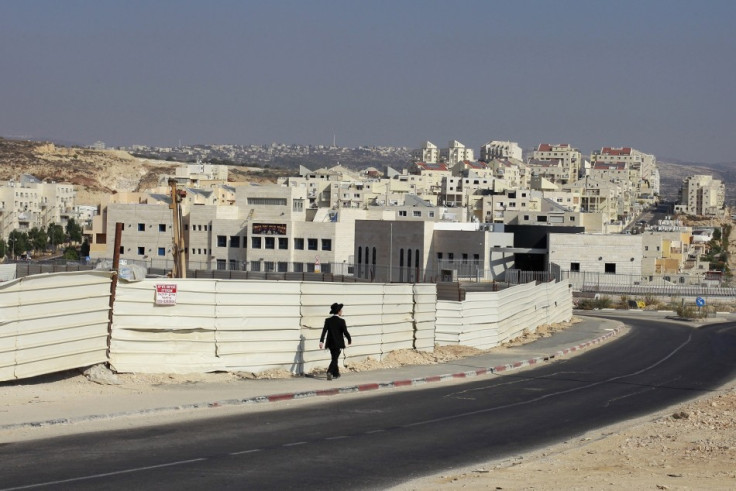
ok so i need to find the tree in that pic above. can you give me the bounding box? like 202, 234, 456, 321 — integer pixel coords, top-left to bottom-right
80, 239, 90, 258
28, 227, 48, 253
66, 218, 83, 244
47, 223, 65, 252
63, 247, 79, 260
7, 229, 29, 259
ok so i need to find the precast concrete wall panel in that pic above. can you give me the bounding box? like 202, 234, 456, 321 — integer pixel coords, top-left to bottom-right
413, 284, 437, 352
0, 271, 112, 382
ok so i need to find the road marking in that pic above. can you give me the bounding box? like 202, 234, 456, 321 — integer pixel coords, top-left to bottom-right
229, 449, 262, 455
1, 458, 207, 490
325, 435, 349, 440
403, 333, 694, 428
282, 441, 307, 447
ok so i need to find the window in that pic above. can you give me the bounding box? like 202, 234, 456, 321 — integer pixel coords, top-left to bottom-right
473, 254, 479, 263
119, 246, 124, 254
250, 261, 261, 272
230, 236, 240, 248
158, 247, 165, 256
159, 224, 166, 232
605, 263, 616, 274
308, 238, 318, 250
448, 253, 454, 262
644, 246, 649, 251
137, 223, 145, 232
321, 239, 332, 251
293, 199, 304, 212
279, 238, 288, 249
294, 262, 304, 272
294, 238, 304, 250
137, 246, 145, 255
264, 261, 275, 272
413, 211, 421, 217
278, 262, 288, 272
523, 215, 530, 221
230, 260, 238, 271
216, 259, 226, 270
429, 211, 435, 218
265, 237, 275, 249
437, 252, 443, 260
399, 210, 407, 217
537, 216, 547, 222
217, 235, 227, 247
462, 253, 468, 264
251, 237, 262, 248
570, 262, 580, 272
570, 216, 575, 222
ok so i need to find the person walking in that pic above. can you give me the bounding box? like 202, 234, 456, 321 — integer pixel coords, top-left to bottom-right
319, 302, 351, 380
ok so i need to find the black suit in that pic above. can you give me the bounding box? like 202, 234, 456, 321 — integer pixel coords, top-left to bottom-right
320, 315, 351, 377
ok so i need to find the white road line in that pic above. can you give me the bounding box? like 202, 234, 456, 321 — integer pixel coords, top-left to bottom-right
282, 441, 307, 447
229, 449, 262, 455
325, 435, 349, 440
1, 458, 207, 490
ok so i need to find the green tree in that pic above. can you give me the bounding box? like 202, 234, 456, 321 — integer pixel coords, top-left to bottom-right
66, 218, 83, 244
47, 223, 65, 252
63, 247, 79, 260
7, 229, 29, 259
28, 227, 48, 253
0, 239, 6, 258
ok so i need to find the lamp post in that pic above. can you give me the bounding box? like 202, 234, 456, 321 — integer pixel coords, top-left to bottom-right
8, 236, 15, 261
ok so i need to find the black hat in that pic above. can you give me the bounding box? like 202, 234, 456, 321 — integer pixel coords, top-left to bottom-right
330, 303, 343, 315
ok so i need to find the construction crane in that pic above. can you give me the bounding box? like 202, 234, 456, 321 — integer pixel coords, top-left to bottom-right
168, 179, 187, 278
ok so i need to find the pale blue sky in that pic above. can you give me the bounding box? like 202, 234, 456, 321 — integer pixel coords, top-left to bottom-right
2, 0, 735, 163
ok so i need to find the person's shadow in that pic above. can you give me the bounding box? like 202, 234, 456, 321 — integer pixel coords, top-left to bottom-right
291, 335, 305, 376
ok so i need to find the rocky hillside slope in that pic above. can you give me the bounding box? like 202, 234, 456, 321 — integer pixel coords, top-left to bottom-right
0, 138, 283, 206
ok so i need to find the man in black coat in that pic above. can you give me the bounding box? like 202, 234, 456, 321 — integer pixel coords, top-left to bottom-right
319, 302, 351, 380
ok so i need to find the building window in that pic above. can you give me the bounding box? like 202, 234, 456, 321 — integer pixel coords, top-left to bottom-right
159, 224, 166, 232
537, 216, 547, 222
399, 211, 407, 217
293, 199, 304, 212
308, 238, 318, 250
251, 237, 262, 248
473, 254, 479, 263
523, 215, 530, 221
250, 261, 261, 272
264, 261, 275, 272
294, 262, 304, 272
437, 252, 443, 260
448, 253, 454, 262
294, 238, 304, 250
462, 253, 468, 264
321, 239, 332, 251
158, 247, 165, 256
570, 262, 580, 272
230, 236, 240, 248
429, 211, 435, 218
230, 260, 238, 270
137, 246, 145, 255
265, 237, 275, 249
413, 211, 421, 217
279, 237, 288, 249
137, 223, 145, 232
216, 259, 226, 270
217, 235, 227, 247
278, 262, 288, 272
605, 263, 616, 274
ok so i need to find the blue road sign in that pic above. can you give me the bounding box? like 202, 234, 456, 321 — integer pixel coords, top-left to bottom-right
696, 297, 706, 307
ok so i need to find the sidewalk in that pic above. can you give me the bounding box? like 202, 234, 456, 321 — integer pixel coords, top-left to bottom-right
0, 316, 624, 433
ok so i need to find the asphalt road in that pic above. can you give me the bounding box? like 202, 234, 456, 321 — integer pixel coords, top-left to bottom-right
2, 317, 735, 490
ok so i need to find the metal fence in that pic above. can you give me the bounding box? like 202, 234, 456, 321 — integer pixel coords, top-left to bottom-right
505, 268, 736, 299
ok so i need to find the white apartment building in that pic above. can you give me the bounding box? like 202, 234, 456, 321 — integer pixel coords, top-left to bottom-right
440, 140, 474, 166
412, 141, 440, 163
678, 175, 725, 216
480, 140, 523, 162
530, 143, 582, 183
0, 175, 76, 239
591, 147, 658, 193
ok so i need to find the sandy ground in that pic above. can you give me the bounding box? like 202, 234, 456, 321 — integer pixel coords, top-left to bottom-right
3, 317, 735, 489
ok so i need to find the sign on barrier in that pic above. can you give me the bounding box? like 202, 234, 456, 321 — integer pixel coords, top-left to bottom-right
155, 284, 177, 305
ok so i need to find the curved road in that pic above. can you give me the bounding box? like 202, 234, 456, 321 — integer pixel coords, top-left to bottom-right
2, 316, 735, 490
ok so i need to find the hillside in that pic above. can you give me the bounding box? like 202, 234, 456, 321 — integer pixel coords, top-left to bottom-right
658, 160, 736, 205
0, 138, 285, 206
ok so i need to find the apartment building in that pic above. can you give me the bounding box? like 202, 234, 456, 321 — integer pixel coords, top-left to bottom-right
480, 140, 523, 162
440, 140, 474, 165
548, 233, 643, 276
591, 147, 658, 193
678, 175, 725, 216
411, 141, 440, 164
530, 143, 582, 184
0, 175, 75, 240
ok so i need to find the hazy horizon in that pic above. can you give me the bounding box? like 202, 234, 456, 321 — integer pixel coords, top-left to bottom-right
2, 1, 735, 164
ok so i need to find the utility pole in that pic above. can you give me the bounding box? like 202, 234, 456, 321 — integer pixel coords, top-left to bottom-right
168, 179, 187, 278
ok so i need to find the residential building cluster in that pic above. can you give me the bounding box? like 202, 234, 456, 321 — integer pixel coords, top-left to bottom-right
70, 138, 727, 285
0, 137, 728, 284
